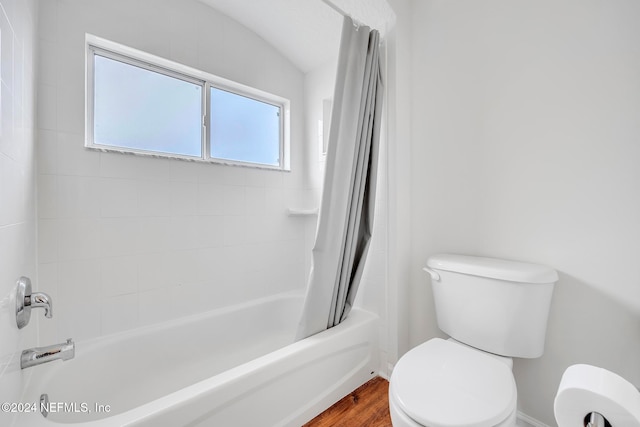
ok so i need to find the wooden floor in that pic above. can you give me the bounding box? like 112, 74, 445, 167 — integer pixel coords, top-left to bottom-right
303, 377, 392, 427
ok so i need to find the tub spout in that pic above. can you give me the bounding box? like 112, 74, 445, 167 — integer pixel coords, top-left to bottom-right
21, 339, 74, 369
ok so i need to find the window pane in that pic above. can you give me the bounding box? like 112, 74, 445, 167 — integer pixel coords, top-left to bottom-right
209, 87, 281, 166
93, 54, 203, 157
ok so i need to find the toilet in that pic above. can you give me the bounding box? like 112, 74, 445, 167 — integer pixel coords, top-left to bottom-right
389, 254, 558, 427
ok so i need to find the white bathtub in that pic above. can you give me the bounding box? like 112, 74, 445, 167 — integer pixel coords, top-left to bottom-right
17, 292, 379, 426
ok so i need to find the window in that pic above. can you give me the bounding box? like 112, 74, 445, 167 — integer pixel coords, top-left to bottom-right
86, 35, 290, 170
210, 87, 282, 167
93, 53, 204, 157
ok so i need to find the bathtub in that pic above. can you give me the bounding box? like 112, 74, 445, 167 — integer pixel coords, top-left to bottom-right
17, 292, 379, 426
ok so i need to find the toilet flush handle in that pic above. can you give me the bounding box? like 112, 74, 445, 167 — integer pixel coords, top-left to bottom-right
422, 267, 440, 281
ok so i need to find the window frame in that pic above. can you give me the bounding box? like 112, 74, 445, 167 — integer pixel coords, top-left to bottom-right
85, 34, 291, 171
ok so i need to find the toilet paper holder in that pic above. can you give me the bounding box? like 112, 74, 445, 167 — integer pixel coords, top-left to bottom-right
555, 364, 640, 427
585, 412, 610, 427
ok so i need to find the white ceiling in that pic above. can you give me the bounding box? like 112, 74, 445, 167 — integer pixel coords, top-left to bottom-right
198, 0, 396, 74
198, 0, 344, 73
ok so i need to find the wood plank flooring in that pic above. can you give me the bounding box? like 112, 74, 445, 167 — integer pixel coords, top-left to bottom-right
303, 377, 392, 427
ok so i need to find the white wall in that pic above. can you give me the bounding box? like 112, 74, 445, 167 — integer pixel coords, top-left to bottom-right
410, 0, 640, 425
0, 0, 38, 424
303, 59, 336, 205
302, 59, 336, 281
36, 0, 308, 344
384, 0, 412, 371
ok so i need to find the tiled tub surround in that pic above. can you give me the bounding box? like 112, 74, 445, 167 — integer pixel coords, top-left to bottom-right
17, 293, 379, 427
37, 156, 310, 341
0, 0, 39, 422
36, 0, 311, 344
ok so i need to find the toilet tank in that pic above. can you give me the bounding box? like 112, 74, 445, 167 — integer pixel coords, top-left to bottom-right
425, 254, 558, 358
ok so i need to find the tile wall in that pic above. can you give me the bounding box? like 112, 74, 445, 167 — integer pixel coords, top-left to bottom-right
0, 0, 38, 423
36, 0, 310, 344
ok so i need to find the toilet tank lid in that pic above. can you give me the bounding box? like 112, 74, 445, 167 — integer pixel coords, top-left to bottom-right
426, 254, 558, 284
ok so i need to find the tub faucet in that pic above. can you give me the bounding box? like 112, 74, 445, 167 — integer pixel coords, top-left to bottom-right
15, 276, 53, 329
28, 291, 53, 318
21, 339, 75, 369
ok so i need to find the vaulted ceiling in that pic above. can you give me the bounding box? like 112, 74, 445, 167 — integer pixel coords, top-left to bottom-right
198, 0, 395, 73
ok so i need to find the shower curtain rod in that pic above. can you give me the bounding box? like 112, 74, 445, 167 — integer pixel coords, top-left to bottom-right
320, 0, 388, 38
320, 0, 350, 19
320, 0, 369, 29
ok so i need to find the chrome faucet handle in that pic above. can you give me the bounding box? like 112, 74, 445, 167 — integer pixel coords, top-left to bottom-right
29, 292, 53, 318
16, 277, 53, 329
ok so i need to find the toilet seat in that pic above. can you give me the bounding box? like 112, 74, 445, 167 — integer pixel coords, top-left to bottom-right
390, 338, 517, 427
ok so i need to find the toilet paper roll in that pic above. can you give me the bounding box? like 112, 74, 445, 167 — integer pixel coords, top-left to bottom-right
554, 364, 640, 427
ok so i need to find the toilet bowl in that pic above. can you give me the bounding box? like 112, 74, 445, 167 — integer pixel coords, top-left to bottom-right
389, 254, 558, 427
389, 338, 517, 427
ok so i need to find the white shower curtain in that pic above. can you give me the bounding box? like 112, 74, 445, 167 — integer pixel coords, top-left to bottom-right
296, 16, 383, 340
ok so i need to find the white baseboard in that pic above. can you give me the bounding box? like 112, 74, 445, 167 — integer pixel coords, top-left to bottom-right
517, 411, 552, 427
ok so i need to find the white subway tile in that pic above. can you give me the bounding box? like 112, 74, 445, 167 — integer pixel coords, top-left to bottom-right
196, 162, 225, 184
37, 174, 58, 218
100, 255, 138, 298
167, 249, 200, 287
0, 226, 16, 292
196, 182, 225, 215
245, 168, 283, 188
195, 216, 225, 248
58, 218, 100, 261
57, 259, 100, 301
0, 10, 14, 89
0, 155, 8, 227
169, 216, 199, 251
137, 251, 172, 292
195, 246, 227, 283
55, 0, 89, 48
57, 133, 100, 177
169, 160, 198, 183
100, 178, 139, 218
138, 286, 177, 327
57, 175, 101, 218
243, 215, 269, 244
36, 262, 58, 296
99, 217, 139, 257
37, 39, 57, 86
268, 187, 289, 216
221, 244, 252, 276
222, 165, 246, 187
0, 84, 15, 156
178, 282, 214, 314
36, 83, 57, 130
222, 215, 247, 246
37, 0, 57, 43
244, 186, 266, 215
138, 217, 173, 253
56, 78, 83, 134
222, 185, 246, 216
101, 293, 138, 335
99, 152, 169, 181
136, 180, 172, 217
57, 299, 100, 342
169, 181, 197, 217
37, 219, 59, 263
37, 130, 58, 175
55, 44, 83, 90
35, 262, 59, 343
